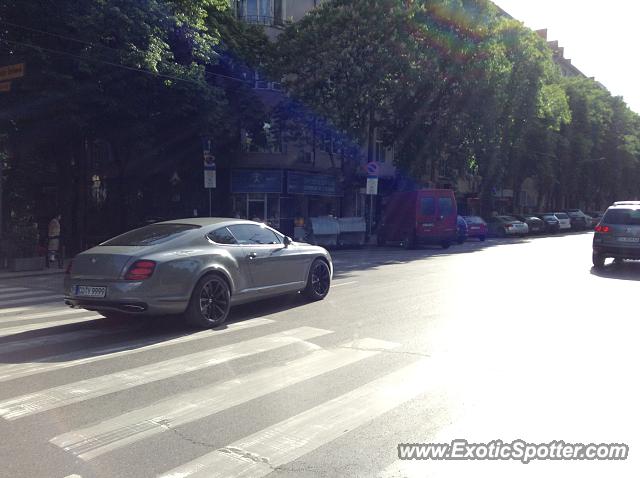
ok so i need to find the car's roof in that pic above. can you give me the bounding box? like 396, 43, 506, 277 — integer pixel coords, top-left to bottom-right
611, 201, 640, 208
155, 217, 259, 227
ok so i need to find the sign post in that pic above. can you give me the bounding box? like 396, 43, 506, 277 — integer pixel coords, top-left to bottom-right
365, 162, 379, 236
202, 138, 216, 217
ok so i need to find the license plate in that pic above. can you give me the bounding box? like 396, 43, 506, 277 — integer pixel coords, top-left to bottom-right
74, 285, 107, 298
617, 237, 640, 243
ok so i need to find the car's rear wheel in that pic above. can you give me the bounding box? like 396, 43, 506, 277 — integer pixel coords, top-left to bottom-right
592, 253, 606, 269
479, 235, 486, 242
303, 259, 331, 301
185, 274, 231, 328
441, 241, 450, 249
613, 258, 624, 265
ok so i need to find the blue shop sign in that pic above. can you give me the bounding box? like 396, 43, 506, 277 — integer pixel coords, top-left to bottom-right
287, 171, 341, 196
231, 170, 283, 193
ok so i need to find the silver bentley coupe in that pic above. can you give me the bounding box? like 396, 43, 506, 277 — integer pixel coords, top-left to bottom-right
64, 218, 333, 328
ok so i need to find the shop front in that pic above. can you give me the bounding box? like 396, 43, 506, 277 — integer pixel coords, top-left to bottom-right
230, 169, 343, 237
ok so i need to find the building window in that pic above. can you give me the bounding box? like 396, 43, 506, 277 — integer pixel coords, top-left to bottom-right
375, 140, 386, 163
239, 0, 273, 25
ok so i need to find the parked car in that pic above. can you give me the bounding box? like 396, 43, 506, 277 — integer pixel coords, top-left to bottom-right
377, 189, 457, 249
511, 214, 545, 234
565, 209, 588, 230
550, 212, 572, 231
463, 216, 487, 241
585, 211, 604, 228
592, 202, 640, 268
485, 216, 529, 237
456, 216, 468, 244
64, 219, 333, 328
534, 213, 561, 233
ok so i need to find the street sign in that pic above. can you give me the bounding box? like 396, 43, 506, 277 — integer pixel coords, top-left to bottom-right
204, 170, 216, 189
366, 176, 378, 195
0, 63, 25, 82
366, 161, 378, 177
0, 82, 10, 92
203, 153, 216, 169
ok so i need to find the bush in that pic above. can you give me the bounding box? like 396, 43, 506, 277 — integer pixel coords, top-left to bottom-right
3, 219, 39, 258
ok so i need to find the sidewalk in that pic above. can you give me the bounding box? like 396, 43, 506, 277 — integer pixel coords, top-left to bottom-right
0, 260, 70, 280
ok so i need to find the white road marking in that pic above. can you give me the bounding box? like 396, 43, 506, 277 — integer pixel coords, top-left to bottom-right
0, 306, 33, 316
0, 287, 30, 294
159, 359, 432, 478
0, 289, 58, 300
0, 294, 61, 307
0, 326, 332, 420
0, 327, 127, 355
0, 307, 94, 324
0, 315, 101, 338
0, 318, 275, 383
331, 281, 358, 288
51, 337, 398, 461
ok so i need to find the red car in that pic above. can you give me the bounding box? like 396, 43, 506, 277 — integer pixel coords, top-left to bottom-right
462, 216, 487, 241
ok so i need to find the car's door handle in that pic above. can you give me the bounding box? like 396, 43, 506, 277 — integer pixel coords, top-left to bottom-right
247, 252, 257, 259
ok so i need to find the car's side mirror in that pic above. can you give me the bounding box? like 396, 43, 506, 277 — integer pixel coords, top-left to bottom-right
283, 236, 292, 247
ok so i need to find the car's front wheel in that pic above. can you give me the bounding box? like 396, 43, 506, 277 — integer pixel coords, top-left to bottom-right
592, 253, 606, 269
185, 274, 231, 328
303, 259, 331, 301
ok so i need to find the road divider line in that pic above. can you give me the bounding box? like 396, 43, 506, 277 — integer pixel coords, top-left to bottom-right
158, 359, 432, 478
0, 326, 333, 420
50, 337, 398, 461
0, 318, 276, 383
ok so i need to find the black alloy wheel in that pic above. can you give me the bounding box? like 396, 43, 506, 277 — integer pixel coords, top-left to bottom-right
186, 274, 231, 328
303, 259, 331, 301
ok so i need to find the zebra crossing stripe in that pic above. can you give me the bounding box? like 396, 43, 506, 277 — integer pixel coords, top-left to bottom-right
0, 318, 274, 382
0, 326, 332, 420
0, 287, 30, 294
0, 294, 61, 307
158, 359, 432, 478
0, 307, 94, 324
50, 337, 398, 461
0, 315, 100, 338
0, 289, 58, 300
0, 327, 127, 355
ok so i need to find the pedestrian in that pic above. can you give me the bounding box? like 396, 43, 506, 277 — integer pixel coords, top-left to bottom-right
47, 214, 62, 268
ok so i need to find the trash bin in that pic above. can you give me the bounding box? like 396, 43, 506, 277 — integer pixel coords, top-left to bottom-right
308, 216, 339, 247
337, 217, 366, 247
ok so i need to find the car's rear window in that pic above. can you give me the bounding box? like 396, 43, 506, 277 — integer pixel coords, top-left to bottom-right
420, 197, 435, 216
602, 209, 640, 225
464, 216, 484, 224
500, 216, 517, 221
555, 213, 569, 219
543, 215, 557, 220
101, 224, 200, 246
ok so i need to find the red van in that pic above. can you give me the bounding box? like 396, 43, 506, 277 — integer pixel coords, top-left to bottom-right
377, 189, 457, 249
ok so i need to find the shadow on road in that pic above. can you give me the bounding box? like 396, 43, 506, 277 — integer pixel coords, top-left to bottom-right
590, 260, 640, 281
0, 294, 310, 364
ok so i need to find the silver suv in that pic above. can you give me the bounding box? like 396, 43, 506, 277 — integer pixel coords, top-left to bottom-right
592, 201, 640, 268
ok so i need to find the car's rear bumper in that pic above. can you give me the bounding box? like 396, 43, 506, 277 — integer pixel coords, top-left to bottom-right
593, 244, 640, 259
415, 234, 457, 244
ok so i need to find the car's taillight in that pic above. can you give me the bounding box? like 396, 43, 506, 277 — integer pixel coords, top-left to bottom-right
65, 260, 73, 275
595, 225, 610, 233
124, 260, 156, 280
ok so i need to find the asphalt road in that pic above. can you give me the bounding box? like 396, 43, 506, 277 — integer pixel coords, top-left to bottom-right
0, 232, 638, 478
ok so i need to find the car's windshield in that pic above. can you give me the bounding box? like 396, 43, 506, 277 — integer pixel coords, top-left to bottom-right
101, 224, 199, 246
555, 213, 569, 219
602, 209, 640, 225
